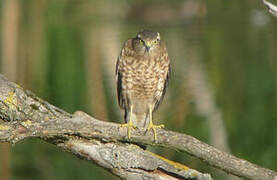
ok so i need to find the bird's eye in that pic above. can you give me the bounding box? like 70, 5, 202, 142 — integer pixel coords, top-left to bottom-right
153, 40, 158, 44
139, 39, 144, 44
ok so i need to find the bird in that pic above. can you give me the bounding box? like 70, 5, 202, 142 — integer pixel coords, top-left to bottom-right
116, 29, 171, 141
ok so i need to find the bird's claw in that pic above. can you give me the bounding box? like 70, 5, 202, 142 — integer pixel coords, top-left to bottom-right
121, 121, 137, 139
147, 121, 164, 141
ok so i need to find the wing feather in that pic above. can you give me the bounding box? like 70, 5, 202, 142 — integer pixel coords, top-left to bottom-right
116, 56, 124, 109
154, 63, 171, 112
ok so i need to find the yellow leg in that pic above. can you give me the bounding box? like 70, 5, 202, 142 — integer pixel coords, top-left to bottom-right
147, 105, 164, 141
121, 105, 136, 139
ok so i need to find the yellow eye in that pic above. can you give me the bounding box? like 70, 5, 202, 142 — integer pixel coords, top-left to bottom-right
139, 39, 144, 44
153, 40, 158, 44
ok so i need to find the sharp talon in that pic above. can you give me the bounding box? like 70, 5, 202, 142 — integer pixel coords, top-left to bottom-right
121, 121, 136, 139
147, 122, 165, 141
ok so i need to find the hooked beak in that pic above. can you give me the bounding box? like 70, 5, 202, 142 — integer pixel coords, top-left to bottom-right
145, 46, 150, 52
145, 42, 151, 52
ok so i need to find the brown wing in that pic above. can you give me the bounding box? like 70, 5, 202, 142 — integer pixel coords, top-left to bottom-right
115, 55, 124, 110
154, 63, 171, 112
115, 39, 133, 110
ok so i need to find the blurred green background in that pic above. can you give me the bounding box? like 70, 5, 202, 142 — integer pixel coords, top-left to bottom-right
0, 0, 276, 179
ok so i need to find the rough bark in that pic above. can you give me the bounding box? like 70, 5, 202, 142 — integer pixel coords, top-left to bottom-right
0, 74, 276, 180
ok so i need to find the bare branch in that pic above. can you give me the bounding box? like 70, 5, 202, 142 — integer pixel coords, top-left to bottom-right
0, 74, 211, 180
0, 74, 276, 180
263, 0, 277, 17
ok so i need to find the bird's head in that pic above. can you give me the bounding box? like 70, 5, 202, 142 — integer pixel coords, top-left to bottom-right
133, 30, 161, 54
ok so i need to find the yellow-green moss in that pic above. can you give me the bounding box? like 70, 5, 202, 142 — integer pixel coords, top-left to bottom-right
4, 91, 17, 110
21, 120, 32, 127
191, 171, 198, 177
15, 83, 22, 89
0, 124, 10, 130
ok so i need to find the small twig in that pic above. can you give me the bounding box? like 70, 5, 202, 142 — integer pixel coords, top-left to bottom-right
263, 0, 277, 17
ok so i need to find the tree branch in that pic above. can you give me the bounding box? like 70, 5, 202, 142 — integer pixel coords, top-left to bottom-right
0, 74, 211, 180
263, 0, 277, 17
0, 74, 276, 180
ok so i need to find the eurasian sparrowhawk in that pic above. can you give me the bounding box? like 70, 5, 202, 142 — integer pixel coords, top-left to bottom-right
116, 30, 171, 141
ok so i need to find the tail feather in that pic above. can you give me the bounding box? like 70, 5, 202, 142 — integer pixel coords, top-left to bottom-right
124, 111, 148, 150
133, 113, 149, 130
125, 111, 149, 130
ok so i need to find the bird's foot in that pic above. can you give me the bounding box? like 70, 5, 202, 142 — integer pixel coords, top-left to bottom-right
121, 121, 137, 139
147, 121, 164, 141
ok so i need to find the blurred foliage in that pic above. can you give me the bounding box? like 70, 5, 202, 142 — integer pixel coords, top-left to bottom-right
0, 0, 276, 179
